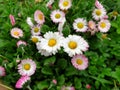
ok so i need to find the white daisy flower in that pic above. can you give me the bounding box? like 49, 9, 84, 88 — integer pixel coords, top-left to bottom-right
31, 25, 41, 36
31, 36, 41, 43
50, 10, 65, 23
40, 31, 63, 55
73, 18, 88, 32
34, 10, 45, 24
18, 59, 36, 76
98, 19, 111, 33
59, 0, 72, 10
62, 35, 89, 57
26, 17, 34, 27
92, 8, 106, 20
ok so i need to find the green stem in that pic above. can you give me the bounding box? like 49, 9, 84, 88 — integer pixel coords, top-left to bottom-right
0, 55, 8, 60
114, 80, 117, 88
27, 85, 32, 90
0, 83, 14, 90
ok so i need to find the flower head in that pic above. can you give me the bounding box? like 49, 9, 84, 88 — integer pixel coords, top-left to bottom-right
18, 59, 36, 76
52, 79, 57, 85
95, 0, 103, 9
10, 28, 23, 39
26, 17, 34, 27
17, 40, 27, 47
31, 25, 41, 36
62, 35, 89, 57
9, 14, 15, 26
86, 84, 91, 89
59, 0, 72, 10
73, 18, 88, 32
71, 54, 88, 70
15, 75, 30, 89
34, 10, 45, 24
0, 66, 6, 76
61, 86, 75, 90
31, 36, 41, 43
50, 10, 65, 23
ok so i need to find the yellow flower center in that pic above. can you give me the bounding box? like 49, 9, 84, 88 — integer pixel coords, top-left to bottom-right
55, 14, 61, 19
68, 41, 77, 49
31, 37, 38, 43
63, 1, 69, 7
38, 13, 44, 20
77, 22, 84, 29
76, 59, 83, 65
96, 9, 101, 16
13, 31, 19, 36
34, 27, 39, 33
100, 22, 106, 28
24, 64, 31, 70
48, 38, 57, 47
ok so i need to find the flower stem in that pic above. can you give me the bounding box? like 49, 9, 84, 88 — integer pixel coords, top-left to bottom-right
0, 83, 13, 90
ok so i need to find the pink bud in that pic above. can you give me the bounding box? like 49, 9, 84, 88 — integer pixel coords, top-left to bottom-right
9, 14, 15, 26
103, 15, 108, 19
95, 0, 103, 9
48, 5, 52, 10
52, 79, 57, 85
17, 40, 27, 47
86, 84, 91, 89
88, 20, 96, 30
0, 66, 6, 76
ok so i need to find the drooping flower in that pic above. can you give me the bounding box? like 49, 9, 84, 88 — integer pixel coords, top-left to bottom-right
34, 10, 45, 24
61, 86, 75, 90
50, 10, 65, 23
31, 25, 41, 36
62, 35, 89, 57
15, 75, 30, 89
18, 59, 36, 76
10, 28, 23, 39
71, 54, 88, 70
73, 18, 88, 32
98, 19, 111, 32
17, 40, 27, 47
40, 31, 63, 55
0, 66, 6, 76
95, 0, 103, 9
31, 36, 41, 43
59, 0, 72, 10
92, 8, 106, 20
26, 17, 34, 27
9, 14, 15, 26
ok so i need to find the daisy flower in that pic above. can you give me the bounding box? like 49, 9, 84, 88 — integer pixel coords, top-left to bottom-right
18, 59, 36, 76
92, 8, 106, 20
98, 19, 111, 32
10, 28, 23, 39
71, 54, 88, 70
50, 10, 65, 23
95, 0, 103, 9
26, 17, 34, 27
0, 66, 6, 76
31, 25, 41, 36
73, 18, 88, 32
62, 35, 89, 57
15, 75, 30, 89
40, 31, 63, 55
34, 10, 45, 24
31, 36, 41, 43
17, 40, 27, 47
59, 0, 72, 10
61, 86, 75, 90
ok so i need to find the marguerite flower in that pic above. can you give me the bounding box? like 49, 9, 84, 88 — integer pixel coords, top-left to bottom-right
17, 40, 27, 47
0, 66, 6, 76
98, 19, 111, 32
59, 0, 72, 10
31, 36, 41, 43
71, 54, 88, 70
92, 8, 106, 20
10, 28, 23, 39
40, 31, 63, 55
50, 10, 65, 23
18, 59, 36, 76
31, 25, 41, 36
62, 35, 89, 57
73, 18, 88, 32
15, 75, 30, 89
34, 10, 45, 24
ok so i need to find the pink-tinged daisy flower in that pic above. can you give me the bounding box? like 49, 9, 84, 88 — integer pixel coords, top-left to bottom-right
95, 0, 103, 9
0, 66, 6, 76
9, 14, 15, 26
50, 10, 65, 23
71, 54, 88, 70
92, 8, 106, 21
98, 19, 111, 33
10, 28, 23, 39
26, 17, 34, 27
46, 0, 54, 9
17, 40, 27, 47
62, 35, 89, 57
73, 18, 88, 32
34, 10, 45, 25
61, 86, 75, 90
31, 25, 41, 36
59, 0, 72, 10
18, 59, 36, 76
15, 75, 30, 89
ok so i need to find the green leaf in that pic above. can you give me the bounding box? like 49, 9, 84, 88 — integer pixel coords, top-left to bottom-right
44, 56, 56, 66
37, 81, 49, 90
41, 25, 51, 33
74, 77, 82, 89
116, 28, 120, 34
62, 24, 71, 37
41, 66, 53, 75
57, 75, 65, 86
65, 66, 78, 76
0, 39, 9, 48
56, 58, 67, 69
